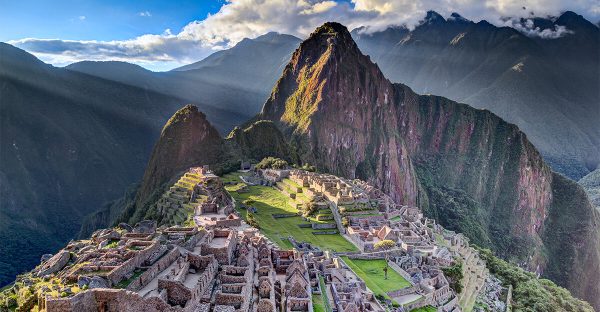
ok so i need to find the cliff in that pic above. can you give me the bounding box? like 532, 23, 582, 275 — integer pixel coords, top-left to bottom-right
260, 22, 600, 308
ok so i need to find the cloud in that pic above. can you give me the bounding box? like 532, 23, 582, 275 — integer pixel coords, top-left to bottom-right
9, 0, 600, 70
504, 18, 574, 39
138, 11, 152, 17
78, 15, 86, 21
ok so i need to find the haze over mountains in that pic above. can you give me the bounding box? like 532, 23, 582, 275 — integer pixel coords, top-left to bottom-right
0, 9, 599, 307
67, 32, 301, 122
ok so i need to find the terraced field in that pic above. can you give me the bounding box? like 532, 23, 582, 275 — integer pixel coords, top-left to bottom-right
150, 171, 206, 225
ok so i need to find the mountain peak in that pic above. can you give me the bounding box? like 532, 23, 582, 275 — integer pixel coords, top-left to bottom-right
555, 10, 598, 31
423, 10, 445, 24
137, 104, 223, 207
312, 21, 351, 36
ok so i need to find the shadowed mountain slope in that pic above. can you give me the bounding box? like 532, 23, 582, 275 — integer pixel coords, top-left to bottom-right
0, 43, 237, 286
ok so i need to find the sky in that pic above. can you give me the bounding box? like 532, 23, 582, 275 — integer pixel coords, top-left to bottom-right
1, 0, 599, 71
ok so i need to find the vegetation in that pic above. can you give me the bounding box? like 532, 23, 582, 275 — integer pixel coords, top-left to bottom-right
410, 306, 436, 312
341, 256, 410, 301
255, 157, 289, 170
246, 213, 260, 229
441, 261, 463, 294
477, 248, 594, 311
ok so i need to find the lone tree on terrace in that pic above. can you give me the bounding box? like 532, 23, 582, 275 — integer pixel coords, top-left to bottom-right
374, 239, 396, 280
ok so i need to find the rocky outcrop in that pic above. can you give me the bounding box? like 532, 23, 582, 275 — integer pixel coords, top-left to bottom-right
131, 105, 226, 222
260, 22, 600, 308
36, 251, 70, 277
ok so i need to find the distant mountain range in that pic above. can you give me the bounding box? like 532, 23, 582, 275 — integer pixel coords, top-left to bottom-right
68, 12, 599, 180
67, 32, 301, 120
352, 11, 599, 180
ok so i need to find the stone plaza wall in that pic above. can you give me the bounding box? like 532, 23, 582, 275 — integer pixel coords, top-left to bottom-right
126, 247, 181, 291
106, 241, 161, 286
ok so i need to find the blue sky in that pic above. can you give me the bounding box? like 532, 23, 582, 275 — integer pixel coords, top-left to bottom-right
0, 0, 223, 41
2, 0, 598, 71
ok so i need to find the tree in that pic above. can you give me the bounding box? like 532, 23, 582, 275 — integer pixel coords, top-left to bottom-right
374, 240, 396, 280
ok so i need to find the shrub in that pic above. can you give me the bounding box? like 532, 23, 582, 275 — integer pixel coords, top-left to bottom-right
342, 217, 349, 227
442, 261, 463, 294
247, 213, 260, 229
255, 157, 288, 170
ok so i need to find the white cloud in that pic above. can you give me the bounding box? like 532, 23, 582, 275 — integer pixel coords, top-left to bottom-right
9, 0, 600, 70
78, 15, 86, 21
138, 11, 152, 17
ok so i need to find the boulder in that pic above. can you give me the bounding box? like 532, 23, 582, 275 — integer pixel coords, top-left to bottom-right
77, 276, 91, 288
98, 229, 121, 242
134, 220, 157, 234
88, 276, 109, 289
36, 250, 70, 277
118, 222, 133, 232
40, 254, 53, 263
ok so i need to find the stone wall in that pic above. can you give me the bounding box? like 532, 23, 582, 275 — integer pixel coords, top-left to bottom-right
126, 247, 180, 291
106, 241, 161, 285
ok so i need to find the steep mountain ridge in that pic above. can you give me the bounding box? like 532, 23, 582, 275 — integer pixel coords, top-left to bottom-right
260, 22, 600, 309
352, 11, 600, 180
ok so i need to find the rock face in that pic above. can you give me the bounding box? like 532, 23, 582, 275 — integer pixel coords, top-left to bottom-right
260, 22, 600, 308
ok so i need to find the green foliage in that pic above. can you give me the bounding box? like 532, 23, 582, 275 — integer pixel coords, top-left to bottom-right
477, 247, 594, 311
441, 262, 463, 294
255, 157, 289, 170
242, 199, 255, 206
301, 201, 319, 217
301, 163, 317, 172
246, 213, 260, 229
341, 217, 349, 227
374, 240, 395, 251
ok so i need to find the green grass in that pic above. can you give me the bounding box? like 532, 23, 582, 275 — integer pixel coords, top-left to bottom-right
115, 269, 146, 289
410, 306, 436, 312
229, 184, 357, 252
341, 256, 410, 299
312, 294, 326, 312
318, 275, 333, 312
390, 216, 402, 222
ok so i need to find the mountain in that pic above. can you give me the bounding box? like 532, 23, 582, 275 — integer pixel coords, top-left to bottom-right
259, 22, 600, 309
351, 11, 600, 180
67, 32, 301, 120
0, 43, 239, 287
580, 168, 600, 211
